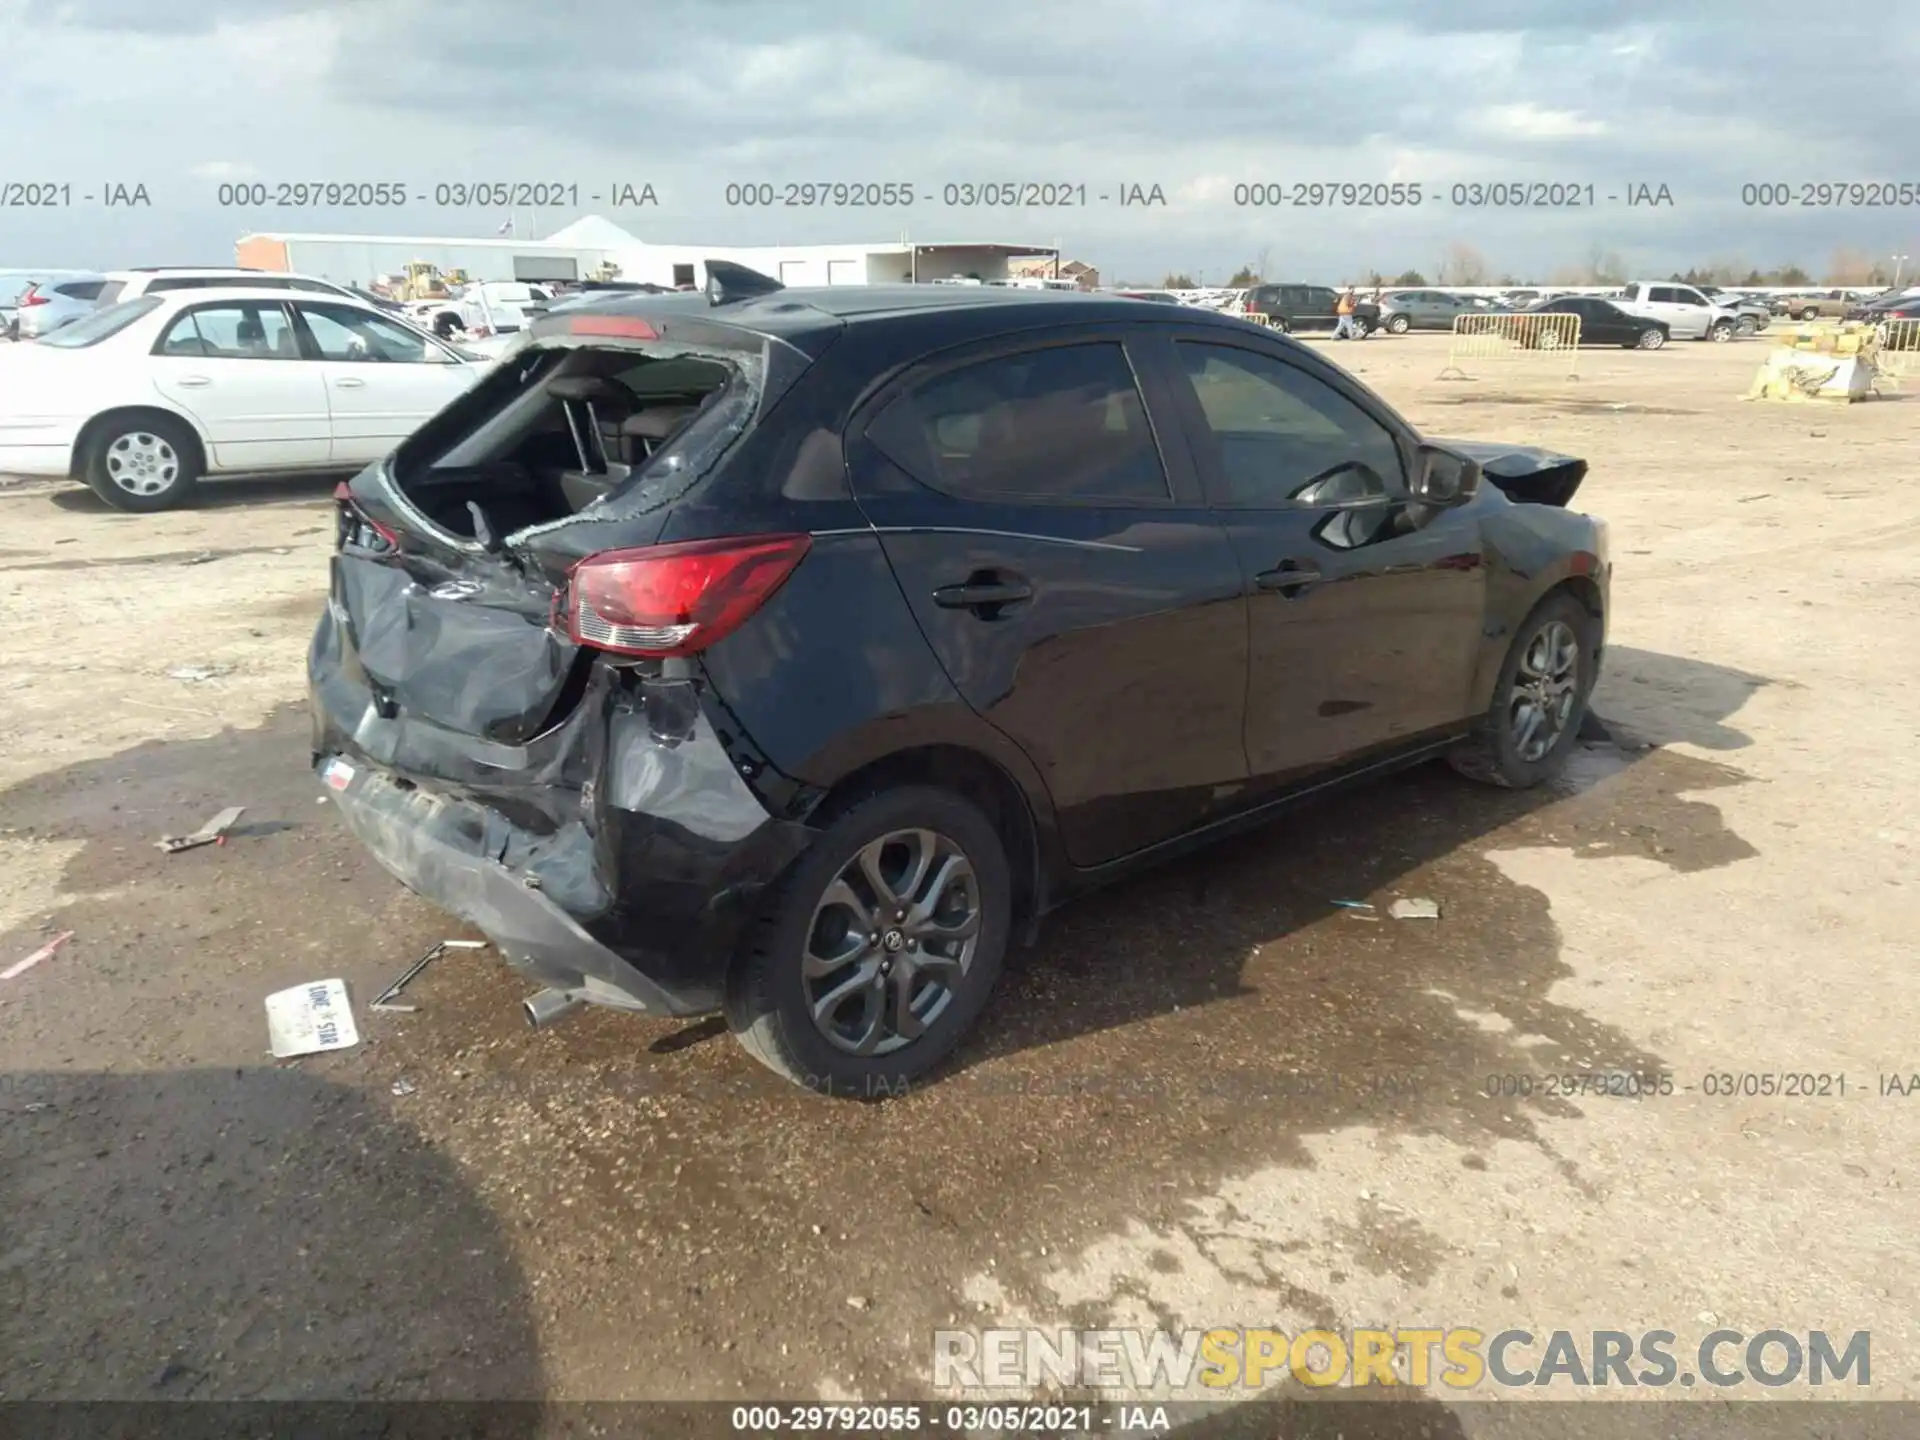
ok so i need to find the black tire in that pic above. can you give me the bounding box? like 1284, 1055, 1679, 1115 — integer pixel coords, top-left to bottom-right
1636, 328, 1666, 350
1446, 593, 1597, 789
1272, 316, 1291, 334
82, 413, 202, 513
1710, 320, 1735, 342
1386, 313, 1411, 334
724, 784, 1012, 1097
1735, 316, 1757, 337
1798, 307, 1819, 322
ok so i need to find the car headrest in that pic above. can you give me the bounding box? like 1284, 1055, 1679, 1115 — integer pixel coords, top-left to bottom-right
548, 376, 636, 405
619, 405, 699, 440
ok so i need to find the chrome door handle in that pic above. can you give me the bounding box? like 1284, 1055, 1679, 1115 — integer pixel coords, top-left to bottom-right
176, 376, 210, 387
334, 377, 366, 388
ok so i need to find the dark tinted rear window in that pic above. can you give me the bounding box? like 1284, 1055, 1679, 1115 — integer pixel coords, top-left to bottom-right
56, 280, 105, 300
869, 342, 1170, 504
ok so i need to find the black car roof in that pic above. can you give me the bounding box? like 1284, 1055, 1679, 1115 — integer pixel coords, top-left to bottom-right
559, 284, 1258, 352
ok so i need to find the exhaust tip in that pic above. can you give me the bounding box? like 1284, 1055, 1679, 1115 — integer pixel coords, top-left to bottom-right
524, 988, 588, 1030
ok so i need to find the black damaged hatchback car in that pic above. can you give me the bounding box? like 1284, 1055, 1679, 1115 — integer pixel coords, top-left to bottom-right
311, 262, 1610, 1095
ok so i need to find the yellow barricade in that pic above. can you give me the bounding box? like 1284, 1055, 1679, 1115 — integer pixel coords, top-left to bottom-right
1437, 312, 1581, 380
1874, 317, 1920, 379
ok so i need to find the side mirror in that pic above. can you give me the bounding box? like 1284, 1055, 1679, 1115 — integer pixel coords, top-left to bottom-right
1412, 444, 1481, 506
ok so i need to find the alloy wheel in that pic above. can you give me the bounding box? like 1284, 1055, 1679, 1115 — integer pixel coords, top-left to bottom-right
1506, 620, 1581, 763
802, 828, 981, 1056
1638, 329, 1665, 349
104, 432, 180, 497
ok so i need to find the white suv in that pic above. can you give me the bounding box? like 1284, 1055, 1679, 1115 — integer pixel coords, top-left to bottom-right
95, 267, 361, 307
1615, 281, 1742, 341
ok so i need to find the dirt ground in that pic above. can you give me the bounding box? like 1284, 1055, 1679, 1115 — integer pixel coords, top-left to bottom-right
2, 332, 1916, 1417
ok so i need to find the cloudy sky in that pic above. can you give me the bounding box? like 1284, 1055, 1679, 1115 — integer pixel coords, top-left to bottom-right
5, 0, 1917, 284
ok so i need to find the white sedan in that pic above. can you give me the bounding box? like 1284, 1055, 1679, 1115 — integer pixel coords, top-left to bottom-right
0, 287, 494, 512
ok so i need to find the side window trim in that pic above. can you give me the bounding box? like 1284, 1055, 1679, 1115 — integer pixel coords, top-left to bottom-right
857, 331, 1179, 508
1165, 334, 1416, 510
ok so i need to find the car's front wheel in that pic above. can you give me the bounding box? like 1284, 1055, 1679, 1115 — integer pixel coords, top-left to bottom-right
82, 414, 202, 513
1447, 593, 1597, 789
1710, 320, 1736, 342
725, 785, 1012, 1096
1799, 307, 1820, 321
1386, 313, 1411, 334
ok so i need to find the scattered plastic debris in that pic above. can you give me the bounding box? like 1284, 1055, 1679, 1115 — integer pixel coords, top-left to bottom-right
180, 552, 218, 566
1331, 900, 1375, 910
156, 806, 245, 853
370, 938, 487, 1013
1389, 897, 1442, 920
390, 1078, 417, 1097
265, 979, 359, 1058
1736, 493, 1772, 503
165, 664, 233, 683
2, 930, 73, 981
846, 1296, 870, 1311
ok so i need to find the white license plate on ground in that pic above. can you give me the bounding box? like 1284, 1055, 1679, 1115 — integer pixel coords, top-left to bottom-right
265, 978, 360, 1058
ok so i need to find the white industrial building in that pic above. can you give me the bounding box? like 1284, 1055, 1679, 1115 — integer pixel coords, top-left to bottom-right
235, 215, 1064, 290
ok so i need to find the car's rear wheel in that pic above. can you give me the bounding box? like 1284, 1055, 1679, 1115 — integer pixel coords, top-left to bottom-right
1636, 328, 1666, 349
1447, 593, 1597, 789
82, 414, 202, 513
1799, 307, 1819, 321
725, 784, 1011, 1096
1386, 313, 1411, 334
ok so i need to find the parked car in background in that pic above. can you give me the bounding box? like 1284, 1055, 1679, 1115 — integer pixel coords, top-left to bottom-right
1114, 290, 1185, 305
1240, 283, 1381, 335
410, 281, 555, 339
1376, 289, 1475, 333
12, 274, 110, 339
1772, 289, 1858, 320
1847, 289, 1920, 321
1615, 282, 1741, 341
1696, 287, 1771, 335
0, 288, 491, 511
1524, 296, 1670, 348
312, 269, 1610, 1095
95, 267, 366, 308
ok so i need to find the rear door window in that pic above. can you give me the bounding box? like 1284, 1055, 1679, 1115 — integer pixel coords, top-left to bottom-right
56, 280, 105, 301
156, 301, 302, 359
867, 342, 1171, 504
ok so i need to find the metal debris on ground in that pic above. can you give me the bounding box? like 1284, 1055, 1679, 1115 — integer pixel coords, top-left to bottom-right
390, 1078, 417, 1097
370, 938, 487, 1013
155, 806, 245, 854
2, 930, 74, 981
1389, 897, 1442, 920
1331, 900, 1375, 910
165, 665, 233, 683
265, 979, 359, 1058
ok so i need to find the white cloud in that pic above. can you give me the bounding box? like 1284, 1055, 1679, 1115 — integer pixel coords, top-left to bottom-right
1467, 103, 1609, 140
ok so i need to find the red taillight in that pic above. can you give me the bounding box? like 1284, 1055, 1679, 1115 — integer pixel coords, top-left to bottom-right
566, 534, 811, 657
334, 481, 399, 550
19, 286, 46, 306
567, 314, 660, 339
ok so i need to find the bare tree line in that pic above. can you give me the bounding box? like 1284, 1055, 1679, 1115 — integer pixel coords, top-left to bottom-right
1157, 243, 1904, 291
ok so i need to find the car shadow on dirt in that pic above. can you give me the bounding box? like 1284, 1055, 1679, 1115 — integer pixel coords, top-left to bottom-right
0, 643, 1772, 1399
45, 472, 344, 514
0, 1067, 544, 1406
